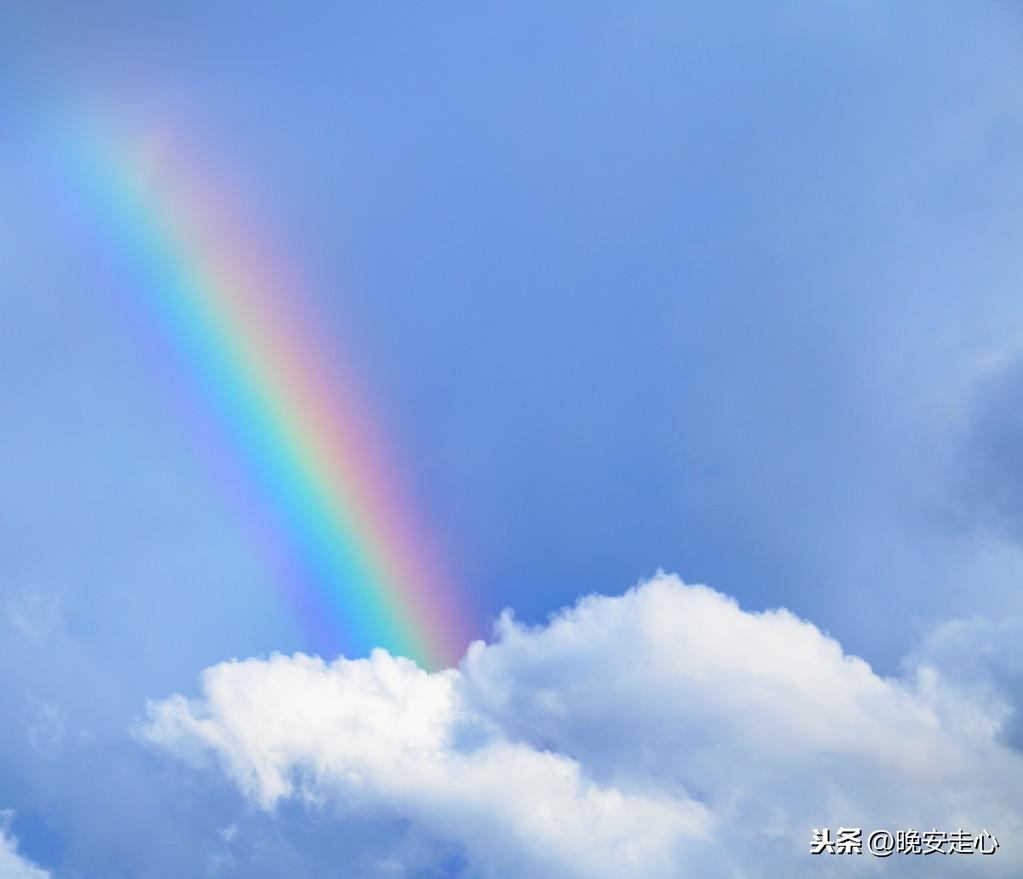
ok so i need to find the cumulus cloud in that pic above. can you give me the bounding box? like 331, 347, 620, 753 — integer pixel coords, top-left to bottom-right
144, 646, 706, 877
0, 813, 51, 879
143, 574, 1023, 877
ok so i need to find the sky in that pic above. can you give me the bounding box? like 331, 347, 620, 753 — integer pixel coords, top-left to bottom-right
2, 2, 1023, 877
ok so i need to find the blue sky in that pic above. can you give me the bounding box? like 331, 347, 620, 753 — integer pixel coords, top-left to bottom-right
2, 3, 1023, 877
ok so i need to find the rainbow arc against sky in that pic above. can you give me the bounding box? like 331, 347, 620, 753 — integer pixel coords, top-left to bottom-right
63, 115, 470, 669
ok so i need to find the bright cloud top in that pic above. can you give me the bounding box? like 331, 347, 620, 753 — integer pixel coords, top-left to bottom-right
143, 575, 1023, 877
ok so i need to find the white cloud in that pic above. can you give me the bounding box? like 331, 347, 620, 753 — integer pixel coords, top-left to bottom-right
143, 574, 1023, 877
0, 813, 51, 879
144, 648, 707, 878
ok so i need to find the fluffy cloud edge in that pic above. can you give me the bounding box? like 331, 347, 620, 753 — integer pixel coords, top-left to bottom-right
0, 812, 51, 879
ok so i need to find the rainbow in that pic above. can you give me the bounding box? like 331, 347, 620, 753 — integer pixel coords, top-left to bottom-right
61, 116, 470, 668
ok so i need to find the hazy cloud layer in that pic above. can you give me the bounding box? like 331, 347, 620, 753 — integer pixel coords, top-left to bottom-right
144, 575, 1023, 878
